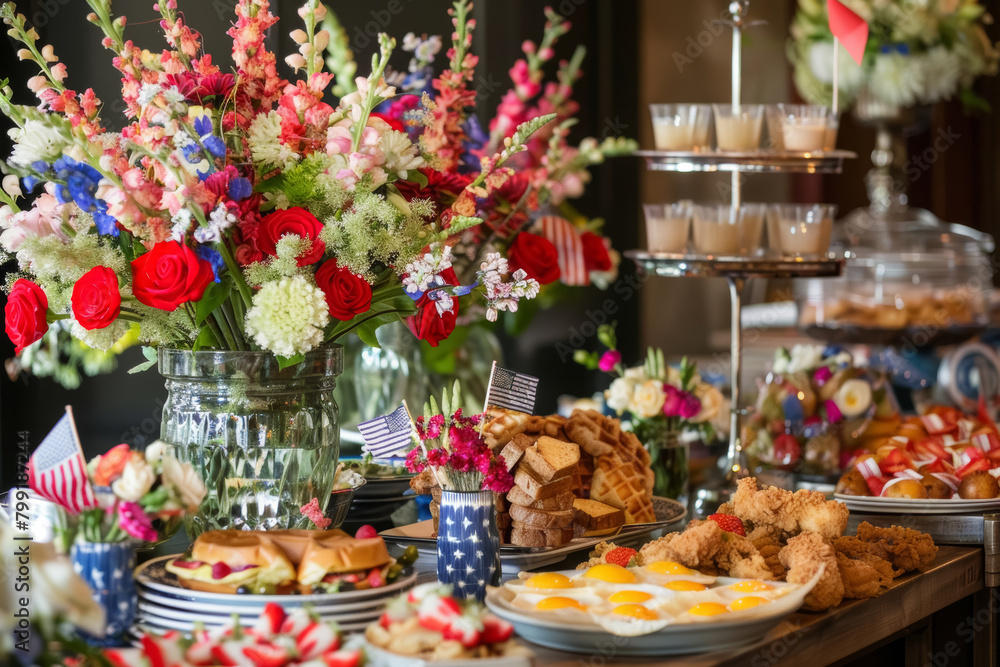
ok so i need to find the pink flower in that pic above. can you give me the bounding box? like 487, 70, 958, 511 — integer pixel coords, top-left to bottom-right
118, 502, 158, 542
427, 448, 449, 467
405, 448, 426, 473
822, 399, 844, 423
0, 185, 68, 252
662, 384, 683, 418
598, 350, 621, 373
679, 392, 702, 420
814, 366, 833, 387
299, 497, 331, 529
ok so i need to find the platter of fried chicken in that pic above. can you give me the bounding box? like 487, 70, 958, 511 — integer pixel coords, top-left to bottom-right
579, 478, 938, 614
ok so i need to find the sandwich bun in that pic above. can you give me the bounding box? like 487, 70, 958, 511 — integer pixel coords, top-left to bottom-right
297, 533, 392, 586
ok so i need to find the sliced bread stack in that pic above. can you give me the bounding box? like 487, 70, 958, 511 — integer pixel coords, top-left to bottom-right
507, 436, 581, 548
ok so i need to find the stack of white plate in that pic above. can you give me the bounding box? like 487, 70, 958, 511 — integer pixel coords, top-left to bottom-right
133, 556, 417, 636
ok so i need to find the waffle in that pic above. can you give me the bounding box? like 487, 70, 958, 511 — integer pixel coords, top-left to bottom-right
565, 409, 620, 457
522, 414, 571, 442
590, 452, 657, 524
575, 450, 595, 499
481, 407, 532, 450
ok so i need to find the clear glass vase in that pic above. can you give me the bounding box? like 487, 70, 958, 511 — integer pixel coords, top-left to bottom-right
159, 346, 343, 536
636, 422, 690, 508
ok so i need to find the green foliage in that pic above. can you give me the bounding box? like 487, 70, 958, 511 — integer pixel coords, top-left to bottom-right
127, 345, 158, 374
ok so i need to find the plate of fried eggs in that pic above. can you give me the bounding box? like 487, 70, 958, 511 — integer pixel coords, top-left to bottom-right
485, 562, 823, 656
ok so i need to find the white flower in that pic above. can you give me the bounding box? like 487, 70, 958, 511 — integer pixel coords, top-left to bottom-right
920, 46, 962, 103
162, 457, 207, 510
690, 384, 724, 424
871, 53, 924, 108
623, 366, 647, 382
402, 245, 454, 295
807, 41, 864, 93
776, 344, 825, 375
245, 275, 331, 357
111, 453, 156, 502
7, 120, 68, 167
0, 520, 106, 637
70, 319, 130, 351
137, 83, 163, 106
605, 377, 635, 414
248, 110, 300, 171
630, 380, 667, 418
835, 379, 873, 418
380, 129, 424, 177
145, 440, 169, 465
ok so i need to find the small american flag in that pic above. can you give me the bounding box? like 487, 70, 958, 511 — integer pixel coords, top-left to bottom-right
359, 404, 415, 458
486, 364, 539, 415
27, 408, 97, 514
540, 216, 589, 286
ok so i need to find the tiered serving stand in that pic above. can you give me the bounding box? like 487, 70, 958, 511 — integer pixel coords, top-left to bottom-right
626, 0, 851, 513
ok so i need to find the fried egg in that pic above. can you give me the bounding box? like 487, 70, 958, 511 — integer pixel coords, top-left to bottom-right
583, 564, 636, 584
591, 604, 673, 637
729, 596, 769, 611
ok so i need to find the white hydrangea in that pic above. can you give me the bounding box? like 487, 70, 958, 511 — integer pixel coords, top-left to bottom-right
920, 46, 963, 103
71, 319, 130, 351
871, 53, 924, 108
245, 275, 330, 357
247, 111, 300, 171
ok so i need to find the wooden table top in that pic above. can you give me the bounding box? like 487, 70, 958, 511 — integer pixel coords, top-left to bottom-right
519, 545, 984, 666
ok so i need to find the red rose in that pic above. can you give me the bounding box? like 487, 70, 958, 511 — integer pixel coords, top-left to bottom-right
71, 266, 122, 330
406, 267, 460, 347
581, 232, 612, 272
508, 232, 561, 285
131, 241, 215, 312
4, 279, 48, 354
315, 259, 373, 321
257, 207, 325, 266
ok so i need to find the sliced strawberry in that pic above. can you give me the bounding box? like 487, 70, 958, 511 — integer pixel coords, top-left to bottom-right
210, 646, 239, 667
603, 547, 638, 568
956, 458, 991, 479
378, 612, 393, 629
185, 639, 217, 666
140, 636, 172, 667
418, 595, 463, 632
280, 608, 316, 636
914, 437, 949, 461
972, 429, 1000, 452
443, 615, 482, 648
481, 615, 514, 644
919, 459, 949, 475
921, 412, 957, 436
252, 602, 287, 637
243, 644, 293, 667
878, 448, 913, 475
297, 621, 341, 659
366, 567, 384, 589
104, 650, 143, 667
321, 648, 363, 667
707, 513, 746, 536
987, 449, 1000, 465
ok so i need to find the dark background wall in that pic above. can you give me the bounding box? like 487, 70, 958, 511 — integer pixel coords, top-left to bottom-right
0, 0, 641, 487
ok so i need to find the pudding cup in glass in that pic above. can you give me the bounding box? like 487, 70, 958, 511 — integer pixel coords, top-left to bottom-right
644, 202, 693, 254
712, 104, 764, 151
649, 104, 712, 151
768, 204, 837, 258
692, 203, 766, 256
776, 104, 831, 153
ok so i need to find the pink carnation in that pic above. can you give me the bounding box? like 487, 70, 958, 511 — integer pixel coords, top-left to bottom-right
118, 502, 158, 542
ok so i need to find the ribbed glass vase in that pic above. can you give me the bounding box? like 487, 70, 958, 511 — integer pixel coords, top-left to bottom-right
159, 346, 342, 536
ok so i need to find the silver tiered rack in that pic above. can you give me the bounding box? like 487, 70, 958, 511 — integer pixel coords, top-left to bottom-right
628, 1, 848, 513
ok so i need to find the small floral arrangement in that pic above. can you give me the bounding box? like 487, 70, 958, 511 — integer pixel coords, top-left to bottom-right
744, 344, 898, 475
59, 441, 206, 545
575, 324, 725, 441
788, 0, 1000, 110
405, 382, 514, 493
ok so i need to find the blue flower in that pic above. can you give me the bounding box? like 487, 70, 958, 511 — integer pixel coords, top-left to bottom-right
461, 115, 488, 174
452, 281, 478, 297
22, 175, 40, 192
50, 156, 119, 237
182, 144, 203, 164
93, 205, 119, 237
193, 115, 213, 137
202, 136, 226, 159
195, 245, 225, 283
228, 177, 253, 202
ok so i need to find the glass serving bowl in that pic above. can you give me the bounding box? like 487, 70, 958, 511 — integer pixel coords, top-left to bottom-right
797, 208, 995, 349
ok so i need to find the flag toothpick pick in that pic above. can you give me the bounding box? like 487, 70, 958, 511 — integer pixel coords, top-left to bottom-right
827, 0, 869, 113
358, 403, 416, 459
27, 406, 98, 514
483, 361, 540, 416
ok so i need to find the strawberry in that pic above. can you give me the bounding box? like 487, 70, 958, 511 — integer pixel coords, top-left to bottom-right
603, 547, 637, 568
141, 636, 186, 667
243, 645, 292, 667
355, 524, 378, 539
254, 602, 287, 637
707, 514, 745, 536
773, 434, 801, 470
481, 615, 514, 644
104, 650, 142, 667
956, 457, 990, 478
378, 612, 393, 629
209, 646, 240, 667
366, 567, 385, 589
443, 615, 482, 648
280, 608, 316, 636
417, 595, 462, 632
321, 649, 363, 667
297, 622, 341, 659
185, 639, 218, 666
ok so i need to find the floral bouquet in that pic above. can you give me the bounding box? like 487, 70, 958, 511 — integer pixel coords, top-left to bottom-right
54, 441, 206, 546
575, 324, 725, 499
744, 344, 899, 476
788, 0, 999, 110
404, 382, 513, 493
0, 0, 566, 369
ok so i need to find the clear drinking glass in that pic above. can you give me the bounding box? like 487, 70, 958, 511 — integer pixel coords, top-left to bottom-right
649, 104, 712, 151
643, 202, 693, 253
712, 104, 764, 151
768, 204, 837, 258
765, 105, 786, 151
776, 104, 831, 152
159, 346, 343, 536
692, 203, 766, 256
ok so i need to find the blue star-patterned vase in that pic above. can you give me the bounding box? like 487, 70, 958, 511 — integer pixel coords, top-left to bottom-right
70, 541, 137, 646
437, 490, 502, 601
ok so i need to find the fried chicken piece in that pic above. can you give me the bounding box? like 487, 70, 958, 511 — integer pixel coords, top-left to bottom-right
835, 552, 892, 600
732, 477, 849, 540
747, 524, 785, 550
832, 536, 901, 578
855, 522, 938, 572
758, 543, 786, 580
778, 532, 844, 612
637, 520, 774, 580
